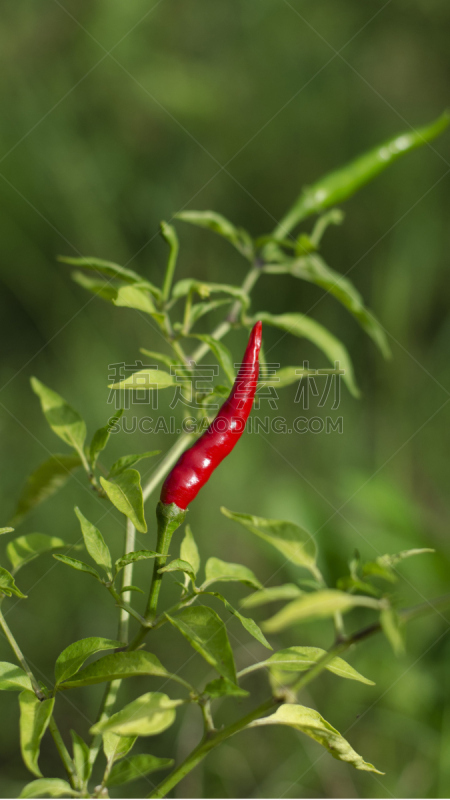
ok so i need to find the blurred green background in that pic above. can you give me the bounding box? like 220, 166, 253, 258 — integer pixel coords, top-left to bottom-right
1, 0, 450, 797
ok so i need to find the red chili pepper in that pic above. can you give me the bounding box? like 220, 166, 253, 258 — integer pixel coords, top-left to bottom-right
161, 321, 262, 510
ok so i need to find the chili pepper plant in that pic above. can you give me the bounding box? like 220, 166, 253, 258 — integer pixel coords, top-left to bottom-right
1, 112, 449, 799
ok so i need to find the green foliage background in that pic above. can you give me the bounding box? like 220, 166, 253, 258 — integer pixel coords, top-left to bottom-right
1, 1, 449, 797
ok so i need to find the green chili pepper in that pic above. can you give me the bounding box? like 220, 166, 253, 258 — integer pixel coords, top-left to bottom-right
274, 111, 450, 238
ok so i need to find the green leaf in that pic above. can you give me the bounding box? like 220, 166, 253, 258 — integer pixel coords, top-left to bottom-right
256, 312, 359, 397
19, 691, 55, 777
11, 455, 81, 525
112, 286, 167, 327
241, 584, 303, 609
158, 559, 196, 583
161, 220, 179, 302
89, 410, 124, 467
272, 254, 390, 359
267, 667, 299, 692
19, 778, 79, 798
258, 366, 324, 389
74, 507, 112, 573
108, 450, 161, 478
298, 578, 326, 591
0, 527, 14, 535
70, 271, 162, 315
189, 299, 232, 326
204, 557, 262, 590
108, 369, 174, 390
115, 550, 161, 575
278, 111, 450, 230
247, 704, 383, 773
100, 470, 147, 533
59, 651, 170, 689
113, 284, 158, 315
337, 561, 381, 595
30, 378, 87, 458
54, 637, 122, 685
102, 732, 136, 764
0, 662, 33, 692
380, 608, 405, 656
176, 210, 238, 239
308, 209, 345, 247
180, 526, 200, 576
205, 592, 272, 650
255, 233, 297, 252
58, 255, 160, 295
361, 562, 397, 583
239, 646, 374, 685
140, 349, 178, 369
363, 548, 435, 583
71, 270, 119, 302
221, 508, 319, 579
189, 334, 235, 385
91, 692, 182, 737
160, 220, 179, 253
7, 534, 69, 573
0, 566, 27, 598
53, 554, 101, 581
263, 590, 382, 633
120, 585, 144, 594
204, 676, 249, 699
106, 754, 174, 787
71, 730, 92, 785
166, 606, 237, 683
175, 210, 253, 258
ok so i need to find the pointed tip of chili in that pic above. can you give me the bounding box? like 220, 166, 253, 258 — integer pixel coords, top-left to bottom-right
252, 319, 263, 348
243, 320, 262, 368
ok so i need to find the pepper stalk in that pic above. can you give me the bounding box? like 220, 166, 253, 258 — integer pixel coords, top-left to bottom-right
145, 501, 186, 622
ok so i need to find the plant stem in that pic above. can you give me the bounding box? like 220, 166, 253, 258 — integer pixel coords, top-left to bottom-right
290, 594, 450, 694
127, 590, 197, 651
148, 698, 280, 799
88, 678, 122, 768
127, 504, 186, 653
0, 607, 44, 699
291, 637, 371, 694
161, 226, 179, 303
333, 611, 345, 640
146, 503, 186, 622
152, 591, 197, 629
190, 319, 231, 363
0, 607, 78, 786
118, 432, 195, 641
142, 433, 194, 503
229, 266, 261, 322
88, 527, 148, 767
106, 584, 148, 628
199, 697, 215, 734
149, 594, 450, 799
88, 518, 138, 770
272, 208, 303, 241
48, 717, 78, 788
189, 265, 261, 362
182, 289, 194, 335
88, 438, 193, 768
118, 518, 137, 643
170, 337, 190, 368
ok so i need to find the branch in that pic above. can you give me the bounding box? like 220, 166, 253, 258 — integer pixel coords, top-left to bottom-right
0, 607, 44, 699
149, 593, 450, 798
148, 698, 280, 799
